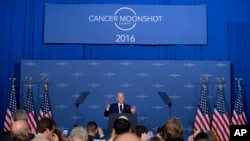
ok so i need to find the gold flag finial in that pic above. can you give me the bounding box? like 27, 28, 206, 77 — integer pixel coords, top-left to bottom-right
200, 77, 207, 90
9, 77, 16, 91
42, 77, 49, 91
235, 77, 243, 91
25, 76, 32, 89
216, 77, 224, 90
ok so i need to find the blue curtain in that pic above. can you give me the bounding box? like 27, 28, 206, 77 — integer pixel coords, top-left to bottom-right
1, 0, 250, 131
227, 23, 250, 119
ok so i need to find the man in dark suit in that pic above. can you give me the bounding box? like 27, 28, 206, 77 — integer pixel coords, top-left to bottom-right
104, 92, 136, 117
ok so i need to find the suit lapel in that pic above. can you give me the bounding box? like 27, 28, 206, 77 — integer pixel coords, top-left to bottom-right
115, 103, 119, 113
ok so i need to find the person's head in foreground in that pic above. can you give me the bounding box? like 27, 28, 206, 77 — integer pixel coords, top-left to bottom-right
13, 109, 27, 121
165, 118, 184, 141
10, 120, 29, 141
53, 128, 63, 141
37, 117, 56, 140
135, 125, 147, 138
113, 116, 131, 135
194, 131, 209, 141
86, 121, 98, 135
70, 126, 88, 141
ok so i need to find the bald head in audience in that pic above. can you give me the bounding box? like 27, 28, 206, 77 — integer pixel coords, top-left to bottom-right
114, 133, 140, 141
10, 120, 29, 141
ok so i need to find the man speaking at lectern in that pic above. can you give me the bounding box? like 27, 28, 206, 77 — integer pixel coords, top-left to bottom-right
104, 92, 136, 117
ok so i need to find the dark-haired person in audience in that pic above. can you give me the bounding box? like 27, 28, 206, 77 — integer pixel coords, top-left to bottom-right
70, 126, 88, 141
0, 109, 34, 141
135, 125, 154, 141
109, 116, 131, 141
31, 117, 58, 141
104, 92, 136, 117
194, 131, 209, 141
86, 121, 106, 141
10, 120, 29, 141
164, 118, 184, 141
53, 129, 64, 141
135, 125, 147, 138
156, 125, 166, 139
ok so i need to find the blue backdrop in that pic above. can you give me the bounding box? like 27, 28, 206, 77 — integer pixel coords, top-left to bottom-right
0, 0, 250, 140
20, 60, 231, 139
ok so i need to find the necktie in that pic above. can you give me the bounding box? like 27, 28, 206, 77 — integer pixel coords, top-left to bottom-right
120, 104, 123, 114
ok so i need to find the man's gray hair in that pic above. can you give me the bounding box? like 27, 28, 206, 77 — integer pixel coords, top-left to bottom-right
70, 126, 88, 141
13, 109, 27, 121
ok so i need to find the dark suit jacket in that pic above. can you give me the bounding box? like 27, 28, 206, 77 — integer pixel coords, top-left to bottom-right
104, 103, 131, 117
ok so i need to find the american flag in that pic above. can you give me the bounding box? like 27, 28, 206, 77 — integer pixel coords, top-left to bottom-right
211, 87, 229, 141
3, 87, 17, 132
38, 84, 52, 120
194, 85, 210, 131
24, 85, 37, 134
231, 88, 247, 125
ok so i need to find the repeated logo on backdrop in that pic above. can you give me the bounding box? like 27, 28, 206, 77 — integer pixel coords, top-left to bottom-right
20, 60, 230, 139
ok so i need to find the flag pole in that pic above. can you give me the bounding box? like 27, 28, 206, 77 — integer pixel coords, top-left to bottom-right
42, 77, 49, 91
26, 76, 32, 89
9, 77, 16, 91
200, 77, 207, 90
216, 77, 224, 90
235, 77, 243, 91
